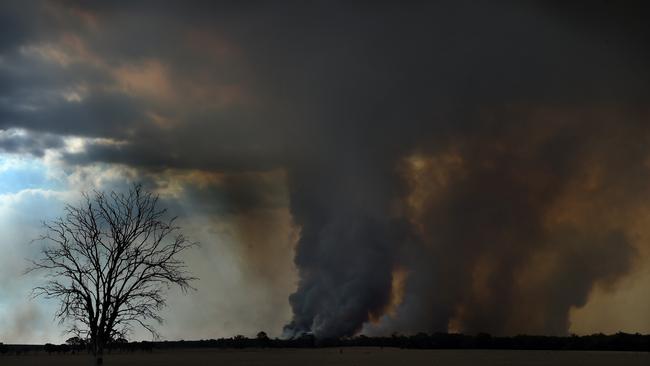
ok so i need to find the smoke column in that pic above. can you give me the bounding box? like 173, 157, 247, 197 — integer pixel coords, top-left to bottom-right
281, 2, 650, 337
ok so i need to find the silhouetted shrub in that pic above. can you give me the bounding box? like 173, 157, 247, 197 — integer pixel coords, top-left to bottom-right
257, 331, 270, 348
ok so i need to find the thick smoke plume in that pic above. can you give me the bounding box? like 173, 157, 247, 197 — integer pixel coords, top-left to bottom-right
283, 106, 648, 338
280, 2, 650, 337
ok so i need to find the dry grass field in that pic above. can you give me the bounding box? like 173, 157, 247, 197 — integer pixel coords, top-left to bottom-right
1, 348, 648, 366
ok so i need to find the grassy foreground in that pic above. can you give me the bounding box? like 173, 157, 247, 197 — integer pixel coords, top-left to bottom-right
1, 347, 649, 366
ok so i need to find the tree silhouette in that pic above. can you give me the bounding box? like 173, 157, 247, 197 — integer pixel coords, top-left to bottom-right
29, 184, 197, 365
256, 331, 270, 348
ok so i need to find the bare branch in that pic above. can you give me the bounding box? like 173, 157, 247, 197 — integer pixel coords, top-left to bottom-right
29, 183, 198, 356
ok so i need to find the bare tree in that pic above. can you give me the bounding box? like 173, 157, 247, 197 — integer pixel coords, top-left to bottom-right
29, 184, 197, 365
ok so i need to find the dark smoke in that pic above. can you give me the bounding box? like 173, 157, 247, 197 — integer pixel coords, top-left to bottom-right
283, 106, 647, 338
384, 112, 645, 335
283, 158, 407, 337
279, 2, 650, 337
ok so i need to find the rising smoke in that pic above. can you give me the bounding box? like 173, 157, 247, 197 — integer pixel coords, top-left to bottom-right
280, 3, 650, 338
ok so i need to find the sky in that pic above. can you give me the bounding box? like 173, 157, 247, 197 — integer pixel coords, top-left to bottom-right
1, 1, 649, 343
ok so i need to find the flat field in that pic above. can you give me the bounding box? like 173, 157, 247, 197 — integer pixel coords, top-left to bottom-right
1, 347, 648, 365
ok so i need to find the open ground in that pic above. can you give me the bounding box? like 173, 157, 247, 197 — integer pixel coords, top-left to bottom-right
1, 348, 649, 366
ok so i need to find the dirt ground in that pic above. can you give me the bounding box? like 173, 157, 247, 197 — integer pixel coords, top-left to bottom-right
1, 347, 648, 365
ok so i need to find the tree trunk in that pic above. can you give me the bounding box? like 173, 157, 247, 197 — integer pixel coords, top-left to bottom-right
95, 348, 104, 365
91, 339, 104, 365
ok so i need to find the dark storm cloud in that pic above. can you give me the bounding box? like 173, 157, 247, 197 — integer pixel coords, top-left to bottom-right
0, 129, 63, 156
1, 91, 146, 138
4, 0, 648, 166
154, 171, 289, 217
1, 0, 649, 338
0, 19, 147, 139
0, 2, 42, 53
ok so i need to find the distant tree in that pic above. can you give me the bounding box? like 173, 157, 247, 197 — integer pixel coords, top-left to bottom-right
66, 336, 87, 346
138, 341, 153, 353
107, 337, 129, 353
113, 337, 129, 345
256, 331, 270, 348
233, 335, 247, 349
29, 184, 197, 365
66, 336, 87, 354
475, 332, 492, 345
43, 343, 70, 355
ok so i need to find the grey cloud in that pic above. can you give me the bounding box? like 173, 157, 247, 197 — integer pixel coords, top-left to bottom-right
0, 129, 63, 156
0, 130, 63, 156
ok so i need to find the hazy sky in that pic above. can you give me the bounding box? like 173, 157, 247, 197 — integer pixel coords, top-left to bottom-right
0, 1, 649, 343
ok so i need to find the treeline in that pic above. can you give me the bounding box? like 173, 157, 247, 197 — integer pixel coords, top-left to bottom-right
1, 332, 648, 355
0, 339, 154, 356
155, 331, 649, 352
